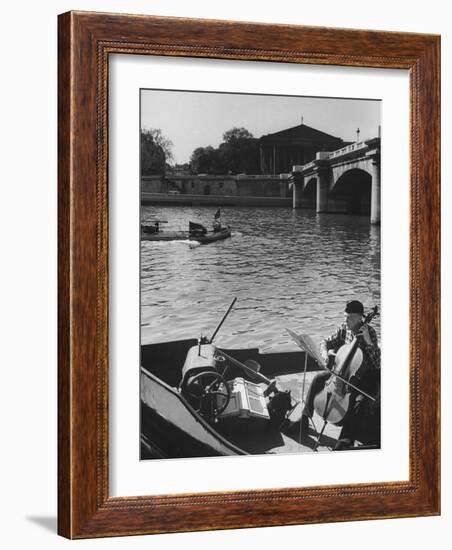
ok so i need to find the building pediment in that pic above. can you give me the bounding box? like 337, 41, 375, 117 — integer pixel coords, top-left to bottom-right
259, 123, 344, 146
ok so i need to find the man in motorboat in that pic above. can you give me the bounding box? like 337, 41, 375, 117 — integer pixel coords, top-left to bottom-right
298, 300, 381, 449
212, 208, 222, 232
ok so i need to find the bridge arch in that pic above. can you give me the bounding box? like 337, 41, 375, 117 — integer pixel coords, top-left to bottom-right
329, 168, 372, 215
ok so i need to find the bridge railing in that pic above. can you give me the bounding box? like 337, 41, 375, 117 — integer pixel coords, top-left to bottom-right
235, 173, 288, 180
328, 141, 367, 159
315, 151, 331, 160
293, 160, 316, 172
292, 138, 377, 174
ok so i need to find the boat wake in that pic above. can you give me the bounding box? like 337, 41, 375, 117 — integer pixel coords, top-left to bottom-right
142, 239, 202, 249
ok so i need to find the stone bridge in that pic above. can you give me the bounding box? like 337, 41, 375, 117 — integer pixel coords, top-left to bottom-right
291, 137, 381, 224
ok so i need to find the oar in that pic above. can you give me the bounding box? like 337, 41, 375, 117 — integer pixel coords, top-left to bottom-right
208, 297, 237, 344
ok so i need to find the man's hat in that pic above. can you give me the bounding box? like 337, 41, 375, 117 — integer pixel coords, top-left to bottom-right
345, 300, 364, 315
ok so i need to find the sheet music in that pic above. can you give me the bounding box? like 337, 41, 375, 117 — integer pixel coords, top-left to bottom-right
285, 328, 325, 367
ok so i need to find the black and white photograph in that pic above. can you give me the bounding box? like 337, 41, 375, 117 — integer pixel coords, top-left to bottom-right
140, 89, 382, 460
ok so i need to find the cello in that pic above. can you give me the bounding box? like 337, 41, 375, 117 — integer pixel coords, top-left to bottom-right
312, 306, 379, 426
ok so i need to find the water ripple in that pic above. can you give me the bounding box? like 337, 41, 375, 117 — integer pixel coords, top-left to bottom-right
141, 206, 380, 351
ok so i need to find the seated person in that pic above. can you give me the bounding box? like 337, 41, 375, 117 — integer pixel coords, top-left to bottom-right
299, 300, 381, 448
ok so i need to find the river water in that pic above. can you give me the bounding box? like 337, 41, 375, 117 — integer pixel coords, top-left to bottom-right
141, 206, 380, 352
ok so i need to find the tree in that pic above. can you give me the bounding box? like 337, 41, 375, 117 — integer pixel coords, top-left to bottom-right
189, 127, 260, 174
190, 146, 221, 174
140, 128, 174, 175
222, 127, 255, 143
219, 127, 260, 174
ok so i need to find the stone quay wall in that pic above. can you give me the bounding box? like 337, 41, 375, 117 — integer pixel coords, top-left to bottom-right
141, 174, 290, 199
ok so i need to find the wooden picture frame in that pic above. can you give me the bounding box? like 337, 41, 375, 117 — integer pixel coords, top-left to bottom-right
58, 11, 440, 539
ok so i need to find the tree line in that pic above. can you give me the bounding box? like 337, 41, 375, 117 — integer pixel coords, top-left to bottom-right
141, 127, 261, 176
140, 128, 174, 175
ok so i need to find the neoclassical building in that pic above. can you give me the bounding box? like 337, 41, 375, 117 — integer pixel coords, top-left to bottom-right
259, 123, 347, 175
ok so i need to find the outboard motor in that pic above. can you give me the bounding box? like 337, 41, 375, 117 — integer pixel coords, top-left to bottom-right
179, 343, 220, 390
179, 343, 231, 421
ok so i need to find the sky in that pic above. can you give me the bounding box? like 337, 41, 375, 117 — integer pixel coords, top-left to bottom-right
141, 89, 381, 165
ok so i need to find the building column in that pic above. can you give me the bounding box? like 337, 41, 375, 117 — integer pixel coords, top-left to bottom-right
316, 169, 329, 213
292, 174, 303, 208
370, 156, 381, 224
259, 144, 264, 174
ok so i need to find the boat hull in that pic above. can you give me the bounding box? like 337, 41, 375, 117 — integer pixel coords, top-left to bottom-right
141, 368, 246, 458
141, 230, 189, 241
191, 228, 231, 244
140, 339, 323, 459
141, 227, 232, 243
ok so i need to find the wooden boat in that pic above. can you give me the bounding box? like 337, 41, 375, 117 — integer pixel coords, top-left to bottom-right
141, 221, 231, 244
190, 226, 231, 244
140, 337, 363, 459
141, 298, 380, 459
141, 229, 190, 241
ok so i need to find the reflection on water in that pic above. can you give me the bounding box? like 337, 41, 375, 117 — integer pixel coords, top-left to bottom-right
141, 206, 380, 351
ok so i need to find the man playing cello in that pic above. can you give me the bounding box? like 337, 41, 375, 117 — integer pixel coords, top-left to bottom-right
299, 300, 381, 450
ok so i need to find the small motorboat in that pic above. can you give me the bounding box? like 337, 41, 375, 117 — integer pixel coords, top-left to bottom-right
190, 226, 231, 244
141, 219, 232, 244
141, 228, 190, 241
141, 219, 187, 241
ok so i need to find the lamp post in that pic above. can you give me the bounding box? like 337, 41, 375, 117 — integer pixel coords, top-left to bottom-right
356, 127, 360, 142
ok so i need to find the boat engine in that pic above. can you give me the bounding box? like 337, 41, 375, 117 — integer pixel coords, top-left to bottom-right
179, 342, 291, 426
179, 343, 231, 420
180, 343, 220, 384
